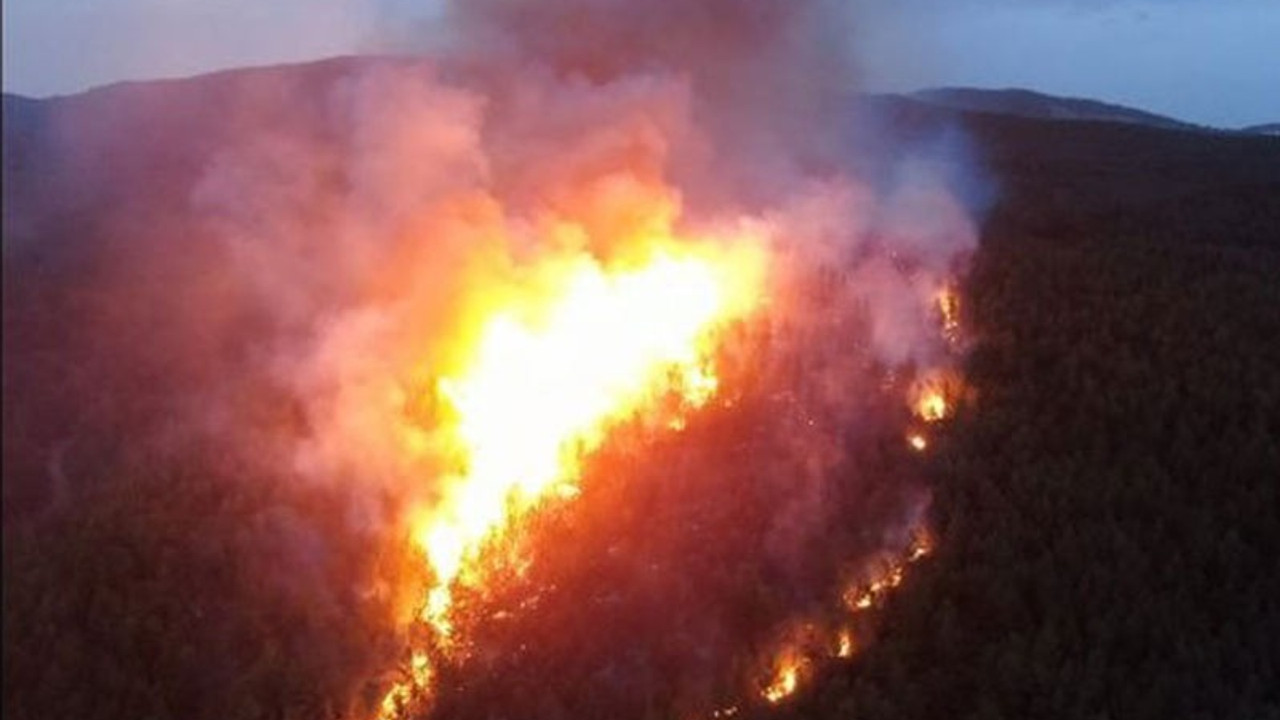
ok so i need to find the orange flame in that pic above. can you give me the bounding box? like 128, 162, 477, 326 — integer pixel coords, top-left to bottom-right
836, 628, 855, 658
935, 284, 961, 346
754, 524, 935, 709
911, 367, 965, 424
380, 232, 768, 714
762, 655, 801, 704
915, 390, 949, 423
376, 651, 433, 720
739, 281, 959, 714
412, 246, 763, 633
843, 529, 933, 615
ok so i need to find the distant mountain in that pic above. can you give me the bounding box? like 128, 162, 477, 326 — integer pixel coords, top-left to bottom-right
5, 64, 1274, 261
2, 56, 386, 254
911, 87, 1200, 132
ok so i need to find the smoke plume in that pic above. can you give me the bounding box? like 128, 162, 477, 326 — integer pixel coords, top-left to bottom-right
3, 1, 979, 718
202, 2, 976, 715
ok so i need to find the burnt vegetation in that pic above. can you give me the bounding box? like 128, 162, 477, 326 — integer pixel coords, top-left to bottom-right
5, 71, 1280, 720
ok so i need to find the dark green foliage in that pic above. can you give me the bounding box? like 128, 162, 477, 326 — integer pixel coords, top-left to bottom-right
2, 446, 394, 720
796, 117, 1280, 720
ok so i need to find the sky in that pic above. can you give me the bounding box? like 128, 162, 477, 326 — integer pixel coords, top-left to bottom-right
2, 0, 1277, 128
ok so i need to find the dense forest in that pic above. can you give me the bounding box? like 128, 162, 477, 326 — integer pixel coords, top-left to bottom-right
4, 73, 1280, 720
786, 112, 1280, 720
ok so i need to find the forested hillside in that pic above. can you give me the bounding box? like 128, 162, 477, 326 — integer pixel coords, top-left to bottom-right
4, 74, 1280, 720
789, 113, 1280, 720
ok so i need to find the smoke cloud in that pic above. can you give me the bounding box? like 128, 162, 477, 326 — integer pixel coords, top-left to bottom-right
4, 1, 979, 717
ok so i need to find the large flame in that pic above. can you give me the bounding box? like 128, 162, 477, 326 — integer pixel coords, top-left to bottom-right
369, 177, 965, 718
381, 232, 767, 716
415, 244, 764, 631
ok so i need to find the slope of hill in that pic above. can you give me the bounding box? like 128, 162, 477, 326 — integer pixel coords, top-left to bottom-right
1243, 122, 1280, 136
911, 87, 1199, 131
795, 96, 1280, 720
4, 60, 1280, 720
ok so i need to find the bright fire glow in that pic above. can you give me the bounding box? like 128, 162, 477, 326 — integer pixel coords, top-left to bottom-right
912, 367, 964, 424
376, 234, 959, 717
762, 657, 801, 704
413, 248, 762, 634
377, 651, 433, 720
836, 629, 855, 658
844, 531, 932, 615
915, 391, 948, 423
382, 236, 767, 715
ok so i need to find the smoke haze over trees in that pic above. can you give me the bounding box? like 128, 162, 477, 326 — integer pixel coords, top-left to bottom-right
4, 9, 1280, 719
4, 1, 979, 712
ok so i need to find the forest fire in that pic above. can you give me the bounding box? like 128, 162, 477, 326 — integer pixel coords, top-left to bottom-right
371, 230, 965, 717
911, 367, 967, 424
168, 2, 978, 716
0, 0, 991, 717
762, 656, 802, 704
377, 652, 433, 720
412, 244, 764, 628
380, 236, 768, 715
371, 243, 965, 717
751, 526, 935, 709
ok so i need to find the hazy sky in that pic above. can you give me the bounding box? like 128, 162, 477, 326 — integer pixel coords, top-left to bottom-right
2, 0, 1277, 127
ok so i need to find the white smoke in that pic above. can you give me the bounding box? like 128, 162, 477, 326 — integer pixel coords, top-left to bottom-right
180, 1, 981, 714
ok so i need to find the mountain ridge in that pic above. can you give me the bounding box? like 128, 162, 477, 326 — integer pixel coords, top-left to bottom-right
1242, 122, 1280, 136
909, 86, 1200, 131
5, 58, 1274, 135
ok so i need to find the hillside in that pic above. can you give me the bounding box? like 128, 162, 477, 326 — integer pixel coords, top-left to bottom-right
5, 60, 1280, 720
911, 87, 1199, 131
794, 87, 1280, 720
